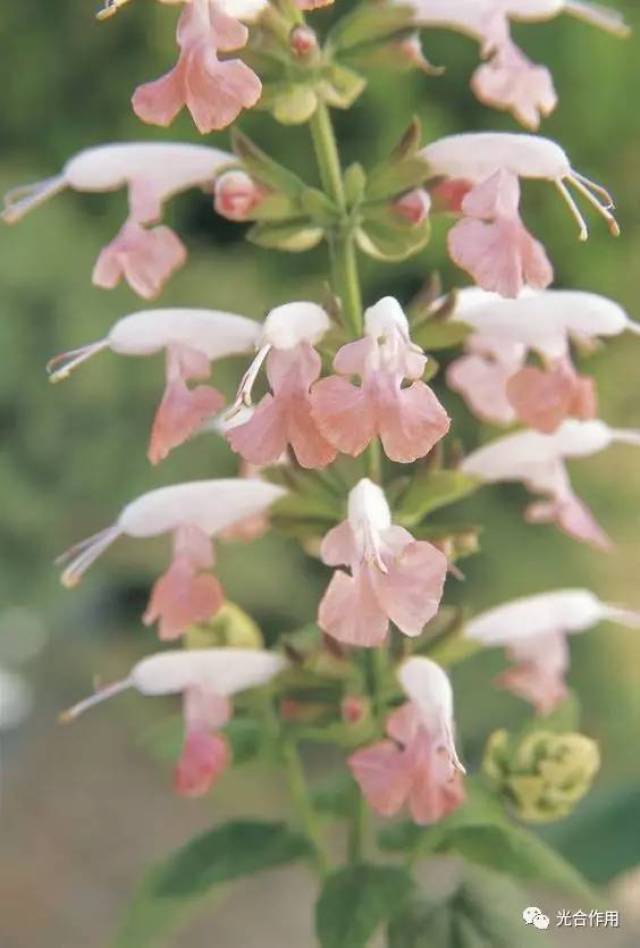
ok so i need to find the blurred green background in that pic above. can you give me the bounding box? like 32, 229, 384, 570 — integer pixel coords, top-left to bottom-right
1, 1, 640, 945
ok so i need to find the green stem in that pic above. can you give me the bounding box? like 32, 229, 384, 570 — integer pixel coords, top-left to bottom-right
366, 438, 382, 483
347, 792, 368, 865
281, 740, 331, 877
309, 103, 362, 337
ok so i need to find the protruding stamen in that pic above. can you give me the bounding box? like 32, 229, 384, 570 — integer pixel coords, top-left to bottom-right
46, 340, 109, 383
567, 173, 620, 237
564, 0, 630, 38
624, 319, 640, 335
609, 428, 640, 446
56, 525, 121, 588
59, 677, 134, 723
555, 179, 588, 241
96, 0, 133, 21
362, 518, 388, 574
226, 343, 271, 418
570, 170, 615, 208
2, 175, 66, 224
603, 605, 640, 627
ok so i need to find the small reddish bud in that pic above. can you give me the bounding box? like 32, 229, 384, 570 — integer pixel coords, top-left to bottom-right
392, 188, 431, 226
290, 25, 318, 58
214, 170, 266, 222
341, 695, 368, 725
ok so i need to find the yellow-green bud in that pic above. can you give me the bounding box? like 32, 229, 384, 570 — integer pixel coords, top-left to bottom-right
483, 729, 600, 823
185, 601, 263, 650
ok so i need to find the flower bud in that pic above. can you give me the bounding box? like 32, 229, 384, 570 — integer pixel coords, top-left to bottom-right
483, 728, 600, 823
185, 601, 263, 650
341, 695, 369, 725
290, 25, 318, 58
213, 170, 266, 222
392, 188, 431, 226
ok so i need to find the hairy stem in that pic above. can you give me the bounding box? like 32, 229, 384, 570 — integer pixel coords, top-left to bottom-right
309, 104, 363, 337
281, 739, 331, 877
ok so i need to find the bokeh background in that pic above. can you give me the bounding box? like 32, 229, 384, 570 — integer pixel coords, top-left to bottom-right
2, 1, 640, 945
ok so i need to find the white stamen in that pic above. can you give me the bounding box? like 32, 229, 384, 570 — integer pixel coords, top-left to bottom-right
609, 428, 640, 447
564, 0, 630, 37
46, 340, 109, 383
362, 517, 388, 574
555, 179, 588, 241
602, 605, 640, 627
96, 0, 133, 20
56, 525, 121, 588
2, 175, 67, 224
227, 343, 271, 417
59, 677, 134, 723
567, 173, 620, 236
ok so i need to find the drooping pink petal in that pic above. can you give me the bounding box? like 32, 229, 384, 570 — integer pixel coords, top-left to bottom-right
348, 740, 412, 817
372, 539, 448, 637
448, 171, 553, 298
148, 378, 224, 464
525, 493, 612, 551
471, 42, 557, 130
373, 377, 451, 464
131, 1, 261, 134
447, 353, 517, 425
174, 522, 215, 570
92, 220, 187, 299
227, 344, 336, 469
318, 567, 389, 647
406, 740, 466, 825
143, 555, 224, 640
496, 630, 569, 714
310, 376, 376, 457
320, 520, 358, 568
175, 729, 229, 797
506, 362, 597, 434
183, 682, 231, 731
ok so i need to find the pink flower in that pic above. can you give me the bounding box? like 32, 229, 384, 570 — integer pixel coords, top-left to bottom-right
471, 41, 557, 131
505, 358, 597, 434
391, 188, 432, 225
466, 589, 640, 713
2, 142, 234, 296
448, 170, 553, 297
461, 419, 640, 549
423, 132, 619, 250
447, 334, 523, 426
225, 302, 338, 469
60, 647, 287, 796
56, 479, 286, 638
311, 297, 450, 463
132, 0, 262, 134
406, 0, 628, 126
92, 220, 187, 299
213, 170, 267, 221
349, 657, 465, 824
318, 479, 448, 647
47, 307, 260, 463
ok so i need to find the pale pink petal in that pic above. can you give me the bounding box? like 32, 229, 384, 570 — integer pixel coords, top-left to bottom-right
310, 376, 376, 457
333, 337, 374, 376
447, 353, 517, 425
372, 540, 448, 637
226, 395, 288, 466
208, 9, 249, 51
132, 67, 186, 128
173, 523, 215, 570
525, 494, 612, 551
171, 344, 211, 382
461, 169, 520, 219
92, 221, 187, 299
408, 741, 465, 824
183, 684, 231, 731
348, 740, 412, 817
143, 556, 224, 640
175, 729, 229, 797
385, 701, 422, 746
472, 43, 557, 131
128, 179, 166, 225
430, 178, 474, 213
506, 362, 597, 434
285, 391, 337, 469
448, 216, 553, 298
318, 567, 389, 647
320, 520, 358, 568
373, 377, 451, 464
148, 378, 225, 464
184, 50, 262, 134
496, 663, 568, 714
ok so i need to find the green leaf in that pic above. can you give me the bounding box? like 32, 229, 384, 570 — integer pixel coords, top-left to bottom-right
394, 469, 481, 527
231, 128, 306, 197
247, 219, 324, 252
388, 866, 541, 948
140, 715, 263, 767
316, 864, 414, 948
435, 823, 595, 900
365, 155, 431, 202
318, 64, 367, 110
344, 162, 367, 207
327, 4, 416, 52
116, 821, 311, 948
411, 318, 469, 350
389, 117, 422, 162
273, 84, 319, 124
299, 187, 340, 226
356, 218, 429, 262
312, 771, 360, 818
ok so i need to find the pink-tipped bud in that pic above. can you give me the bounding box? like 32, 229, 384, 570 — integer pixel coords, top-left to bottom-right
392, 189, 431, 226
341, 695, 368, 725
213, 171, 266, 222
290, 25, 318, 58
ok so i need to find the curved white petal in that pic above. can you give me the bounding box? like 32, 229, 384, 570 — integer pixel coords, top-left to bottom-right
465, 588, 607, 644
109, 308, 260, 359
132, 648, 287, 696
262, 302, 330, 349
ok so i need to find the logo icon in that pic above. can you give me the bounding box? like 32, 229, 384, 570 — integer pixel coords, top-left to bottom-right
523, 906, 550, 931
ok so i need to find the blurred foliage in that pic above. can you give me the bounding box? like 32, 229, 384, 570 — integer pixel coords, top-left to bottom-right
2, 0, 640, 923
